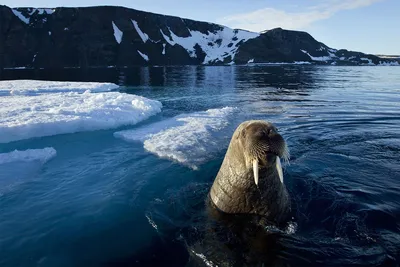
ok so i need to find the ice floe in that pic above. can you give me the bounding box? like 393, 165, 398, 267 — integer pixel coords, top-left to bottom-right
112, 21, 123, 44
131, 19, 150, 43
0, 147, 56, 165
161, 26, 259, 64
0, 80, 119, 96
0, 91, 162, 143
114, 107, 237, 169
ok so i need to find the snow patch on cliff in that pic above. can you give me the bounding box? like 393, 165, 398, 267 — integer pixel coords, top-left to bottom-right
131, 20, 150, 43
160, 29, 176, 46
137, 50, 149, 61
12, 8, 55, 24
379, 61, 400, 66
29, 8, 55, 15
161, 26, 259, 64
162, 43, 166, 55
11, 9, 30, 24
360, 58, 374, 65
301, 50, 332, 62
112, 21, 123, 44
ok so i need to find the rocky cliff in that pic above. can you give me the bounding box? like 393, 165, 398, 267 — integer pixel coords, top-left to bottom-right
0, 5, 397, 69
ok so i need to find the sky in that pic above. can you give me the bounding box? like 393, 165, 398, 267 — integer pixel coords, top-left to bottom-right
2, 0, 399, 55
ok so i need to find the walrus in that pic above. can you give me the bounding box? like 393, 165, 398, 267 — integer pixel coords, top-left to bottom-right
209, 120, 291, 225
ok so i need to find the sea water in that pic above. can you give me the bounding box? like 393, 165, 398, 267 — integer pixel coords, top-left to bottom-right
0, 65, 399, 266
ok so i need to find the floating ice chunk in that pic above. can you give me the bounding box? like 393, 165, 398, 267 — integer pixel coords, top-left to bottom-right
114, 116, 183, 143
301, 49, 331, 61
131, 19, 149, 43
114, 107, 237, 169
0, 80, 119, 96
48, 31, 51, 36
11, 9, 30, 24
112, 21, 123, 44
0, 92, 162, 143
0, 147, 56, 165
137, 50, 149, 61
247, 58, 254, 64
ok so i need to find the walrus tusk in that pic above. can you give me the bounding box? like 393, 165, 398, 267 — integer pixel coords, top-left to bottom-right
276, 156, 283, 184
253, 159, 259, 186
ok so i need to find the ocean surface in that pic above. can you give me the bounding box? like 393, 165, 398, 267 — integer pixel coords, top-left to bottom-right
1, 65, 400, 267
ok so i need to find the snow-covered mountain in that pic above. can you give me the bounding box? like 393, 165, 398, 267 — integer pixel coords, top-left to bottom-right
0, 5, 398, 69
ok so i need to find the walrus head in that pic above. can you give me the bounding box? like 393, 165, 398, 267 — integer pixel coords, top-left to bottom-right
209, 120, 290, 220
238, 120, 289, 186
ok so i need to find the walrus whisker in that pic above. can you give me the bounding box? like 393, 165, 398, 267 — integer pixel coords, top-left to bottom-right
281, 144, 290, 165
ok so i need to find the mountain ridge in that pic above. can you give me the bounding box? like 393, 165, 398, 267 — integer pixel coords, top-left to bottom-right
0, 5, 398, 69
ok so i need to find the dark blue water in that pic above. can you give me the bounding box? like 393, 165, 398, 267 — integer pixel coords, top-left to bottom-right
1, 66, 400, 266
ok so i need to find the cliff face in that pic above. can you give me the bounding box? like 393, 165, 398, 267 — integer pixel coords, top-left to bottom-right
0, 5, 397, 69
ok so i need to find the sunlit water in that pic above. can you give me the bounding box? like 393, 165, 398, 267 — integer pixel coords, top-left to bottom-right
1, 66, 400, 266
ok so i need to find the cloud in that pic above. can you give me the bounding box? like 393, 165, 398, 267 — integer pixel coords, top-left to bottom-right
217, 0, 383, 32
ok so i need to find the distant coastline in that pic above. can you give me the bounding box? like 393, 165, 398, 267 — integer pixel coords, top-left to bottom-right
0, 5, 398, 69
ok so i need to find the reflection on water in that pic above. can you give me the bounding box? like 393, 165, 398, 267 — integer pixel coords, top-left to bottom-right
0, 66, 400, 266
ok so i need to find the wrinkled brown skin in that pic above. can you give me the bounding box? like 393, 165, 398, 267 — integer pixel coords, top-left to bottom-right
209, 120, 290, 225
